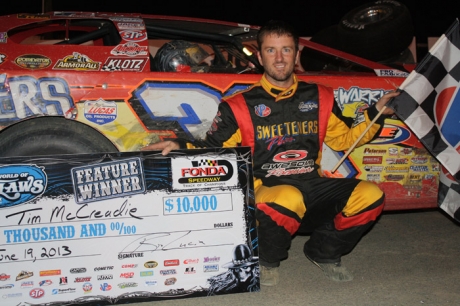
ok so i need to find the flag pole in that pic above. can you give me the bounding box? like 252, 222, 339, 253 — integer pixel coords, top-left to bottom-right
330, 68, 421, 174
331, 105, 387, 173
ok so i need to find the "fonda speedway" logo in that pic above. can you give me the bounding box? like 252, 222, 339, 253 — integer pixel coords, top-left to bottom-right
171, 154, 238, 190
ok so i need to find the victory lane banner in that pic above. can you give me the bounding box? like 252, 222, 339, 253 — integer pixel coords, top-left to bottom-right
0, 147, 259, 305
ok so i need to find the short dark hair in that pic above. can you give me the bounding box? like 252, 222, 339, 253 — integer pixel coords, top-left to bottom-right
257, 20, 299, 52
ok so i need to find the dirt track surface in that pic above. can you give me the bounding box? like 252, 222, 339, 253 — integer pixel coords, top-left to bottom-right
131, 210, 460, 306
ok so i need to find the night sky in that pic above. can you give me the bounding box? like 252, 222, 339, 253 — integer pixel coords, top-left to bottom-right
2, 0, 457, 39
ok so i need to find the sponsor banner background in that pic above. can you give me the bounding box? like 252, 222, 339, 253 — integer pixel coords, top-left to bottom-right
322, 119, 440, 210
0, 147, 258, 304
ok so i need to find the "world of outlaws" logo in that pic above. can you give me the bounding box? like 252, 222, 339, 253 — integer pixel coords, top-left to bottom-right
0, 165, 47, 208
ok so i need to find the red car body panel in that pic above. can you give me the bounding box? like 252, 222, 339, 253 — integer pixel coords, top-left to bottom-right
0, 12, 438, 210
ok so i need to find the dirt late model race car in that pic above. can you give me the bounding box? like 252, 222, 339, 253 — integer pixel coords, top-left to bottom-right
0, 11, 439, 210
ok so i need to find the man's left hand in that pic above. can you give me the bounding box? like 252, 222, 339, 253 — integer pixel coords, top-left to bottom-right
375, 91, 400, 115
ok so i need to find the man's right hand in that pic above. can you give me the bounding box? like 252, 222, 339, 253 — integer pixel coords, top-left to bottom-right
141, 141, 180, 156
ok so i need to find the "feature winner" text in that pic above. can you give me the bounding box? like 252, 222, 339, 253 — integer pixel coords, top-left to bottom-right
73, 159, 143, 203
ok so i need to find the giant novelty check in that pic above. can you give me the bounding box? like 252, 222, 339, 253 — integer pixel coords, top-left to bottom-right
0, 147, 259, 305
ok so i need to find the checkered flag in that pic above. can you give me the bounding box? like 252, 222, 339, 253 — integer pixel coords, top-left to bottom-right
438, 169, 460, 222
192, 159, 217, 167
387, 19, 460, 221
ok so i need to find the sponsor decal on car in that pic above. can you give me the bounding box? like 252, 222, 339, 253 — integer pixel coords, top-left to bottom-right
110, 42, 148, 56
17, 13, 51, 19
336, 87, 385, 108
14, 54, 52, 69
374, 69, 409, 78
408, 174, 422, 182
53, 52, 101, 71
84, 99, 118, 125
410, 166, 429, 172
388, 147, 399, 156
362, 156, 383, 164
0, 32, 7, 43
114, 21, 145, 30
0, 53, 5, 64
366, 174, 381, 182
385, 166, 409, 173
364, 166, 383, 172
411, 156, 428, 164
400, 148, 413, 155
102, 57, 147, 72
110, 17, 144, 23
363, 148, 387, 155
120, 30, 147, 42
386, 158, 409, 164
0, 75, 74, 121
384, 174, 405, 181
54, 12, 95, 18
0, 273, 10, 281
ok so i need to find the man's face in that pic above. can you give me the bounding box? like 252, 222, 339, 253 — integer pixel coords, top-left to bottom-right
257, 34, 299, 88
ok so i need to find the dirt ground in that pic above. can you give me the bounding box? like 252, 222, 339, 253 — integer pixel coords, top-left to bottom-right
130, 209, 460, 306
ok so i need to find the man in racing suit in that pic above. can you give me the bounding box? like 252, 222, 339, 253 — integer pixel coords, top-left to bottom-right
142, 20, 399, 285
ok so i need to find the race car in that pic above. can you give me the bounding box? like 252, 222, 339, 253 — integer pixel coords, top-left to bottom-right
0, 10, 439, 210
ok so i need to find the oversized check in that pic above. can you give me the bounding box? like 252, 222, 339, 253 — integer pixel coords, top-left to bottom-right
0, 147, 259, 305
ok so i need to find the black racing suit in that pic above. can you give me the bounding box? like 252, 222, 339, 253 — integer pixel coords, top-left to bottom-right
181, 74, 388, 266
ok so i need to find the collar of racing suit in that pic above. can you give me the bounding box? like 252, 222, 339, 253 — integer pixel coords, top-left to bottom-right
260, 73, 299, 102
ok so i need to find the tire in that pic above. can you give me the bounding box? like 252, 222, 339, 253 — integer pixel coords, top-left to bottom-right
337, 0, 414, 61
0, 117, 118, 157
300, 25, 342, 71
